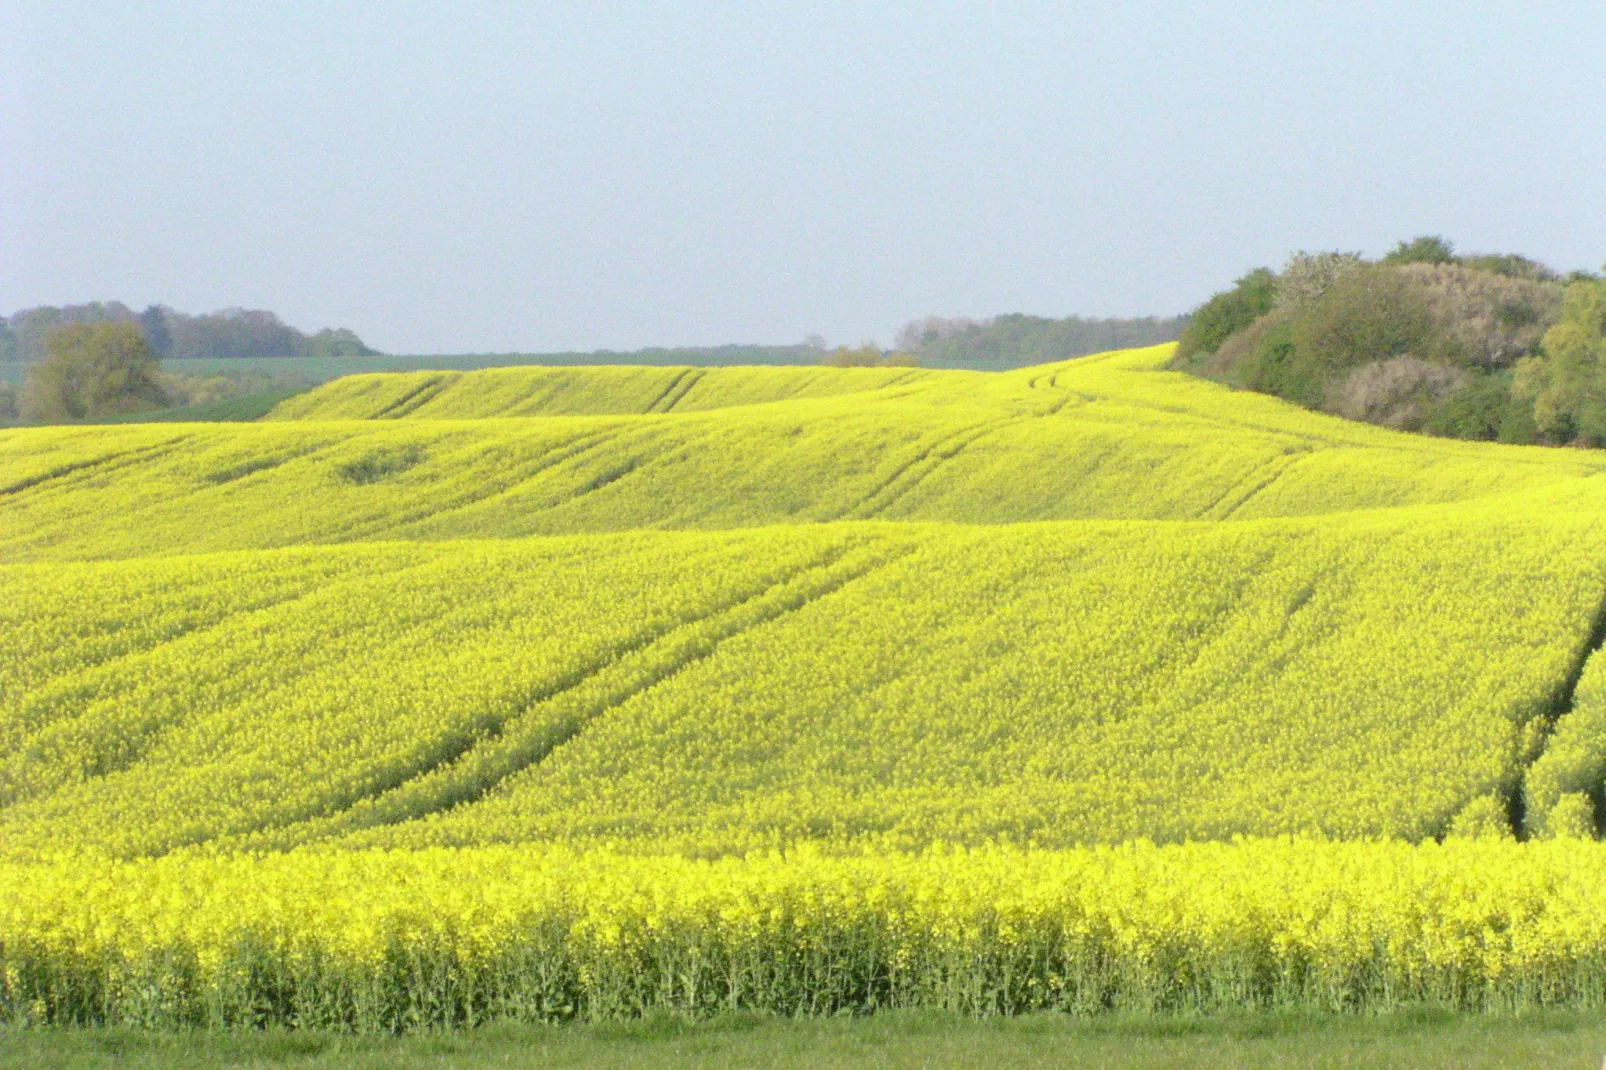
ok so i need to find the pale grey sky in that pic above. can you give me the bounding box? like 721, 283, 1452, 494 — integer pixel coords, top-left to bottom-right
3, 2, 1603, 354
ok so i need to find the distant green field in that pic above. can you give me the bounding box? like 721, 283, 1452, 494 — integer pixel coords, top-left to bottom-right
0, 346, 829, 388
114, 388, 305, 423
0, 389, 303, 430
0, 345, 1055, 389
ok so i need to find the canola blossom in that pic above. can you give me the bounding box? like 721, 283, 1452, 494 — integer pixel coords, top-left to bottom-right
5, 840, 1606, 1030
3, 344, 1606, 1029
2, 509, 1602, 858
5, 347, 1606, 563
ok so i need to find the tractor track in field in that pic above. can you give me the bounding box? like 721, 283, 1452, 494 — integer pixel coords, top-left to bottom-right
331, 428, 622, 540
235, 541, 914, 847
834, 420, 1002, 521
1191, 450, 1304, 522
375, 373, 462, 419
648, 369, 706, 414
2, 560, 380, 723
1502, 583, 1606, 839
853, 418, 1032, 520
0, 435, 197, 498
0, 577, 364, 777
370, 375, 445, 419
1215, 452, 1309, 519
0, 552, 472, 812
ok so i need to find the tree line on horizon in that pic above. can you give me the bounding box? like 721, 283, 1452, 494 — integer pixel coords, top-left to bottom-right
0, 302, 379, 363
891, 312, 1187, 365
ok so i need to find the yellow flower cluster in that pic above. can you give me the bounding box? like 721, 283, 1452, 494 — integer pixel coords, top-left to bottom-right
5, 346, 1605, 563
3, 345, 1606, 1028
4, 839, 1606, 1030
2, 502, 1601, 859
267, 363, 940, 420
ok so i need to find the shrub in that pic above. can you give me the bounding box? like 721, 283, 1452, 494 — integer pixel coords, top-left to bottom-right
19, 322, 167, 421
1400, 262, 1563, 369
1461, 253, 1562, 283
823, 344, 910, 368
1289, 265, 1441, 385
1276, 251, 1365, 310
1383, 235, 1457, 266
1525, 277, 1606, 444
1174, 268, 1277, 363
1422, 372, 1535, 443
1332, 357, 1466, 430
1211, 312, 1309, 399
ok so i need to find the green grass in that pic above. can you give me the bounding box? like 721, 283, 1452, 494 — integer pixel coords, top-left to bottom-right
6, 1010, 1606, 1068
116, 388, 307, 422
0, 348, 829, 388
0, 388, 306, 429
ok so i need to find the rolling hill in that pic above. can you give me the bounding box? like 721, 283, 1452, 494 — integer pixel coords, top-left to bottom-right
5, 343, 1606, 1025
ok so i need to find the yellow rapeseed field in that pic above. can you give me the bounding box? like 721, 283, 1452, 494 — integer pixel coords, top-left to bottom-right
5, 840, 1606, 1029
3, 345, 1605, 1027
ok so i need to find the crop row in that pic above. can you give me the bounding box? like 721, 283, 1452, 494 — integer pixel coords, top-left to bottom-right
268, 363, 942, 420
4, 508, 1603, 858
6, 349, 1606, 564
6, 839, 1606, 1030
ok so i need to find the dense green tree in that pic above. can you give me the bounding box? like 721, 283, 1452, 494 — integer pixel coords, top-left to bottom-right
899, 313, 1186, 365
20, 322, 167, 420
1290, 265, 1440, 378
1174, 269, 1277, 362
1383, 235, 1457, 266
1174, 240, 1601, 445
306, 327, 380, 358
1524, 277, 1606, 443
7, 302, 137, 362
139, 305, 173, 358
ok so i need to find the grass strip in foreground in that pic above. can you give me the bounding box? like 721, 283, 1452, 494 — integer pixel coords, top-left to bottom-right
6, 1009, 1606, 1069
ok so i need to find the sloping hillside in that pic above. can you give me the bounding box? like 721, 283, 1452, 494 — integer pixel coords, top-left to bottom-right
267, 364, 949, 419
4, 343, 1606, 861
10, 342, 1606, 1028
4, 347, 1604, 563
4, 509, 1602, 860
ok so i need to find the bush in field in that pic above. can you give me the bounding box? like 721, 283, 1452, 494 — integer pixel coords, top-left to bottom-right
1521, 276, 1606, 444
19, 323, 167, 421
1331, 356, 1467, 430
1173, 268, 1278, 364
1288, 264, 1441, 383
1207, 312, 1300, 397
1402, 262, 1562, 369
1179, 238, 1588, 444
1422, 371, 1537, 443
1382, 234, 1457, 266
1276, 251, 1365, 310
821, 344, 920, 368
1460, 253, 1562, 282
